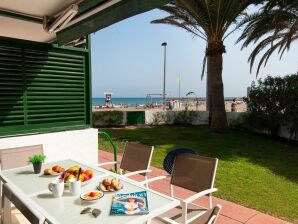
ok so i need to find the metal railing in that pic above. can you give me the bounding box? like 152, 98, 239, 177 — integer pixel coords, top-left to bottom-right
98, 130, 118, 172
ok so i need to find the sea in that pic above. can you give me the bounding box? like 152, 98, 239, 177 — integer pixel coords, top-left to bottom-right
92, 97, 238, 106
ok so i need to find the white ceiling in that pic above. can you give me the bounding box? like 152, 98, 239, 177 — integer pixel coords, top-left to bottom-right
0, 17, 55, 43
0, 0, 78, 42
0, 0, 78, 18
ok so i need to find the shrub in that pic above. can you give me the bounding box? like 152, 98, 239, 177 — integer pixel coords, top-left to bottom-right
152, 111, 173, 125
244, 74, 298, 138
173, 111, 197, 125
93, 111, 124, 127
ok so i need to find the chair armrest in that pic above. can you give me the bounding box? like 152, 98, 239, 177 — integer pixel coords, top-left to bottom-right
122, 169, 152, 177
97, 161, 118, 167
139, 176, 167, 185
184, 188, 218, 204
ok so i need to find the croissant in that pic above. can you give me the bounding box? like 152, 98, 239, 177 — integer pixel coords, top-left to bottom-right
52, 166, 65, 173
44, 169, 57, 175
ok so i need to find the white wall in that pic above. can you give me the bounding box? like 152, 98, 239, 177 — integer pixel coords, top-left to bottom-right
0, 128, 99, 166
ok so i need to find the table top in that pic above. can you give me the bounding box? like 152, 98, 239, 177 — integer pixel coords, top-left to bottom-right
0, 159, 179, 224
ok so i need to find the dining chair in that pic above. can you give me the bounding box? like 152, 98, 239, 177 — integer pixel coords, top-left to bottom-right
1, 183, 46, 224
98, 142, 154, 182
190, 205, 221, 224
0, 144, 44, 170
152, 204, 222, 224
163, 147, 197, 174
141, 153, 219, 224
0, 144, 44, 222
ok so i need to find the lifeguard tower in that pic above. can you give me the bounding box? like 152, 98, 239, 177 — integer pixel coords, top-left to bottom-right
104, 92, 113, 108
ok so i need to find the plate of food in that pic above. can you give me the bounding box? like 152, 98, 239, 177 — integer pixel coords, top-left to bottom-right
58, 165, 94, 186
43, 165, 65, 176
80, 191, 104, 202
97, 178, 123, 192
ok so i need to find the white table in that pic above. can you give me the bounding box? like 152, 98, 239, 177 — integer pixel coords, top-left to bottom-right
0, 159, 179, 224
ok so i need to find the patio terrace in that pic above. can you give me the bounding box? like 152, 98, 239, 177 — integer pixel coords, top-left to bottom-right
99, 150, 291, 224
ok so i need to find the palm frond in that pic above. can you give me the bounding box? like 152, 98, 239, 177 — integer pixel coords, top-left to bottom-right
238, 0, 298, 75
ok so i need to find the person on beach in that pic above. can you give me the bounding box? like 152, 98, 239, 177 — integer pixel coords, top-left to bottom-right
231, 99, 237, 112
185, 102, 188, 111
169, 100, 173, 111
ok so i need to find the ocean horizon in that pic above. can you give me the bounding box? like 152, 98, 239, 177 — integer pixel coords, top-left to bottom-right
92, 97, 241, 106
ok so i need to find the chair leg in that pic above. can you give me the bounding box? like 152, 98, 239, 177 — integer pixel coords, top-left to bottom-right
1, 195, 11, 224
0, 182, 2, 216
145, 175, 148, 189
181, 202, 187, 224
208, 194, 212, 209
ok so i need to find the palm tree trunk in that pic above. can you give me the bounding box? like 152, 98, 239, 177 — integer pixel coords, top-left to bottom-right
207, 41, 228, 131
207, 69, 212, 126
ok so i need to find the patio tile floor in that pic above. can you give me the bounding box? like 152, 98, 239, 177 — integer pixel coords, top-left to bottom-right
99, 150, 291, 224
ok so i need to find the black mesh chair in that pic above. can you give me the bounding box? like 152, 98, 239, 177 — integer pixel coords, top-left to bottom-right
163, 147, 198, 174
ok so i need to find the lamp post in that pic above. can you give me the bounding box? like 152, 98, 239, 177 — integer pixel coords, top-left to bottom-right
161, 42, 167, 110
186, 91, 198, 110
176, 75, 181, 108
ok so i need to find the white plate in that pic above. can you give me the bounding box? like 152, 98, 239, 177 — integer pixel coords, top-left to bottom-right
49, 172, 63, 176
80, 191, 104, 202
43, 172, 63, 177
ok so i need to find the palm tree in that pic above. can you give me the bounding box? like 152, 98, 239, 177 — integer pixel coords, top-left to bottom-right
237, 0, 298, 75
152, 0, 261, 131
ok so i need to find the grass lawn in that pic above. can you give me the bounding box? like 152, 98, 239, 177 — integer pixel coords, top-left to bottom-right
98, 126, 298, 222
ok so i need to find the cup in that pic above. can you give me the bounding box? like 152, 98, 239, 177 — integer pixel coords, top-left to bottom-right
48, 179, 64, 198
69, 179, 81, 196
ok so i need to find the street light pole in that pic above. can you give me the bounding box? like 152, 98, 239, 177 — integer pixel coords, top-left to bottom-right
177, 74, 181, 108
161, 42, 167, 110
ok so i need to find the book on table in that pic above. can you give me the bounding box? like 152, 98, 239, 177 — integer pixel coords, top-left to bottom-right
110, 191, 149, 215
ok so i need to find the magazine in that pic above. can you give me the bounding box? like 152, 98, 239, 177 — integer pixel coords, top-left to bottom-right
110, 191, 149, 215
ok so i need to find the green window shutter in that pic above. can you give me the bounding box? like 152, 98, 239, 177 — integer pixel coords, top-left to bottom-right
25, 49, 86, 125
0, 45, 24, 127
0, 37, 91, 137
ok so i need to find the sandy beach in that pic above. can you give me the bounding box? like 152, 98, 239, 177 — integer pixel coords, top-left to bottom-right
93, 101, 247, 112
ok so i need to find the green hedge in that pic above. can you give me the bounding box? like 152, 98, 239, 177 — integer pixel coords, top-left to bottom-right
93, 111, 124, 127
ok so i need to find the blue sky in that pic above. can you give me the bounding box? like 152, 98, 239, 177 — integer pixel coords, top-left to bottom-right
91, 9, 298, 98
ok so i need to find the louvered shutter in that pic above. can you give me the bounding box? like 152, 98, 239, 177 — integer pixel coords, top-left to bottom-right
0, 38, 91, 136
0, 45, 24, 127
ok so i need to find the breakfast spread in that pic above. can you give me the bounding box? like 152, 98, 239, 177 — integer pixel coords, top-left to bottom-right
44, 165, 65, 175
98, 178, 123, 192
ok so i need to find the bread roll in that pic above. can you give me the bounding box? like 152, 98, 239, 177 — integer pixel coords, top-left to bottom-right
99, 184, 107, 191
52, 166, 61, 172
102, 178, 112, 186
114, 182, 122, 190
44, 169, 57, 175
106, 185, 114, 191
111, 178, 119, 188
44, 169, 51, 175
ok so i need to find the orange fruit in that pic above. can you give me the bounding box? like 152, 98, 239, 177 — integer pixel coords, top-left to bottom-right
79, 174, 85, 182
85, 170, 93, 176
